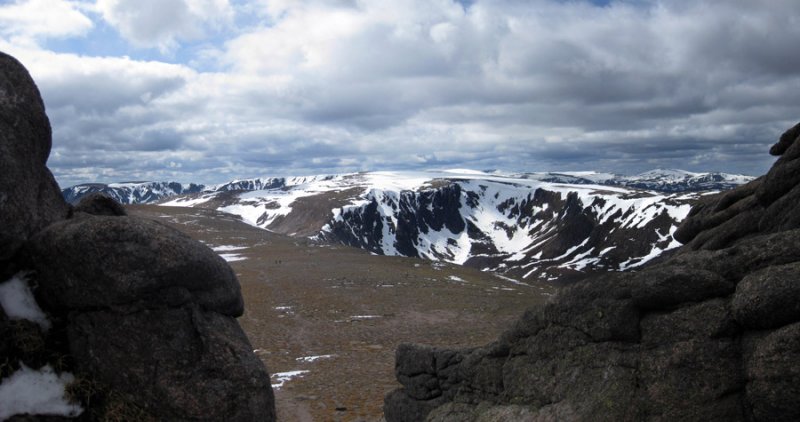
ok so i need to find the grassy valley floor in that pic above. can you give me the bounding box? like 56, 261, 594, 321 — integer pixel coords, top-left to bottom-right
128, 205, 556, 422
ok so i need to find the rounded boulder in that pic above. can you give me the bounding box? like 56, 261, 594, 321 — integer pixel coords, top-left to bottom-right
25, 215, 244, 316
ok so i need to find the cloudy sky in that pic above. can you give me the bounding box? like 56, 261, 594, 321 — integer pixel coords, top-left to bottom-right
1, 0, 799, 187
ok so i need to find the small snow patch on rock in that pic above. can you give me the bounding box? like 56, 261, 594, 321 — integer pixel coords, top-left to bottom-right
0, 364, 82, 420
0, 273, 51, 331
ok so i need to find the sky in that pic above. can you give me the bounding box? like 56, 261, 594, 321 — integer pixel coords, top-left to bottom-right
1, 0, 799, 187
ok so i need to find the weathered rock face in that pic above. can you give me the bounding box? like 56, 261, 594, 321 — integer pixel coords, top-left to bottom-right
0, 52, 276, 421
68, 305, 273, 421
0, 52, 69, 264
385, 123, 800, 421
25, 215, 244, 316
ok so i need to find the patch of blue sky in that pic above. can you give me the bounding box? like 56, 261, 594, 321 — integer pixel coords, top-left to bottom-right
42, 20, 160, 62
454, 0, 475, 10
42, 20, 232, 72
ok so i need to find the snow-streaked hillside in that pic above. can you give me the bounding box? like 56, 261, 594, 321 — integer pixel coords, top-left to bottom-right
62, 181, 205, 205
520, 169, 752, 192
315, 171, 699, 281
62, 169, 753, 282
159, 170, 743, 282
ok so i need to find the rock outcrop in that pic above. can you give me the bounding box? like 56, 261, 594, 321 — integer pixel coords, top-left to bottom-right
71, 192, 127, 216
385, 123, 800, 421
0, 53, 69, 266
25, 215, 245, 316
0, 52, 275, 420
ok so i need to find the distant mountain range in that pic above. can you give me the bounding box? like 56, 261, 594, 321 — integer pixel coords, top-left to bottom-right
517, 169, 754, 192
62, 169, 753, 283
62, 181, 206, 205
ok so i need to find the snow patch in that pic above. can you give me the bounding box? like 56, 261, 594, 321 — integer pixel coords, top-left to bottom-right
0, 364, 82, 420
218, 253, 247, 262
271, 370, 309, 390
296, 354, 336, 363
494, 273, 531, 287
160, 194, 214, 207
211, 245, 247, 252
0, 274, 51, 331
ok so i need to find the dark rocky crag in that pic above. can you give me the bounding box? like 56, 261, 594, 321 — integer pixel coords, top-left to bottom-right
0, 52, 275, 420
323, 181, 691, 283
385, 123, 800, 421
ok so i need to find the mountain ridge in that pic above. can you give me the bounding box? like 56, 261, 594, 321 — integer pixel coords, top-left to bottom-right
62, 170, 753, 283
62, 181, 206, 205
61, 168, 753, 205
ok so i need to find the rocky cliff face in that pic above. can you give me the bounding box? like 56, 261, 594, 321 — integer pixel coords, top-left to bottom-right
0, 52, 275, 420
322, 180, 694, 282
384, 123, 800, 421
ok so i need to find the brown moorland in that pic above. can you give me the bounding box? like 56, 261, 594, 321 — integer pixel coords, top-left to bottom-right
128, 205, 556, 421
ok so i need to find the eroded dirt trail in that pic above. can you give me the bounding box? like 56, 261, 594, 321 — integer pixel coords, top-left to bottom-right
129, 205, 556, 421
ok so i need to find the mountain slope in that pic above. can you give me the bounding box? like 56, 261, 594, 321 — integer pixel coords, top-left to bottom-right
62, 170, 752, 282
313, 173, 696, 282
159, 170, 741, 282
521, 169, 753, 192
62, 181, 205, 205
61, 169, 751, 205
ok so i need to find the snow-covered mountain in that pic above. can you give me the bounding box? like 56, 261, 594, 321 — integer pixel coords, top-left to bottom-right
519, 169, 753, 192
62, 181, 205, 205
61, 169, 753, 282
160, 170, 754, 282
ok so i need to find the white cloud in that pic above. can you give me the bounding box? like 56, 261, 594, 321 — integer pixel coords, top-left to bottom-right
0, 0, 93, 42
216, 0, 800, 134
96, 0, 234, 51
20, 50, 192, 112
2, 0, 799, 186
